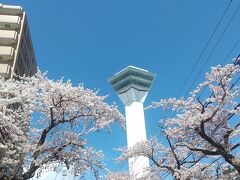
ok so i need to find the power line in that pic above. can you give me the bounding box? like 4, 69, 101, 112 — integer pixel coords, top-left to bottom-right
201, 157, 222, 172
165, 101, 240, 179
184, 0, 240, 98
198, 54, 240, 98
163, 0, 237, 139
159, 52, 240, 179
161, 59, 240, 180
160, 76, 240, 180
221, 39, 240, 65
180, 57, 240, 162
159, 0, 236, 140
184, 103, 240, 173
162, 106, 239, 180
176, 0, 233, 98
151, 0, 240, 177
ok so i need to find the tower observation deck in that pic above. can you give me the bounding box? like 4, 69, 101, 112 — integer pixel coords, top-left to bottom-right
109, 65, 155, 178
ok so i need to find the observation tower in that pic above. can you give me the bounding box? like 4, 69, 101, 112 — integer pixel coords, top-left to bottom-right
108, 65, 155, 177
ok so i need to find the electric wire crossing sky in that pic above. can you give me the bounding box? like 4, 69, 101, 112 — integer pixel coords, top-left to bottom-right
109, 66, 155, 177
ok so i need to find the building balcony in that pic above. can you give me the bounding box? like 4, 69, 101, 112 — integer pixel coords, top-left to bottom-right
0, 4, 23, 15
0, 46, 14, 61
0, 30, 18, 45
0, 15, 21, 29
0, 63, 11, 78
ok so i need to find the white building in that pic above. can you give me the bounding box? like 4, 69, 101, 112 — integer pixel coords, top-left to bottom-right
0, 4, 37, 78
109, 66, 155, 178
31, 163, 75, 180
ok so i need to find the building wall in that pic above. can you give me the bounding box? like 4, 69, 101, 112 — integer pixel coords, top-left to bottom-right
0, 4, 37, 78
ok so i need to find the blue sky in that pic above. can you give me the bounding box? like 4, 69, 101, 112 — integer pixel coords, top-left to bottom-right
3, 0, 240, 176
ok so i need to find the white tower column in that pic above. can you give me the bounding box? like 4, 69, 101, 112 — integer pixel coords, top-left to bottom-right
109, 65, 155, 178
125, 101, 149, 177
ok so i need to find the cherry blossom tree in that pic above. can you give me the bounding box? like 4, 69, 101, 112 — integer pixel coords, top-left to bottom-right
0, 72, 124, 179
116, 63, 240, 179
0, 76, 36, 179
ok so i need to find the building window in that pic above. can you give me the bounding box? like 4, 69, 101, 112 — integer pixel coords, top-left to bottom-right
5, 24, 11, 28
